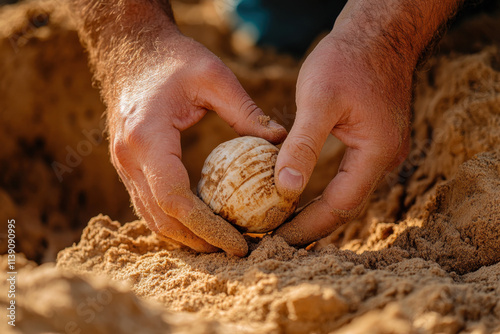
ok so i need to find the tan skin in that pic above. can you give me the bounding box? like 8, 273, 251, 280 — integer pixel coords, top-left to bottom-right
71, 0, 462, 255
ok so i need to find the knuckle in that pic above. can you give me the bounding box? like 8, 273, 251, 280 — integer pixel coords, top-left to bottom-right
159, 195, 175, 213
196, 56, 228, 78
236, 97, 261, 127
111, 120, 151, 167
158, 194, 183, 218
298, 76, 339, 107
112, 139, 130, 165
241, 96, 260, 118
124, 121, 149, 149
288, 134, 319, 167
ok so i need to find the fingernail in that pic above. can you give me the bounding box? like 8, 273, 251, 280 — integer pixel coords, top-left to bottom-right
278, 167, 303, 191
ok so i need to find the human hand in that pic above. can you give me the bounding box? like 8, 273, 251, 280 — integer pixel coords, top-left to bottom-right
273, 20, 414, 246
108, 32, 286, 256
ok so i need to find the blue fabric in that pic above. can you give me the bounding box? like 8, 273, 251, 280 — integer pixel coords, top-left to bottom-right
233, 0, 347, 56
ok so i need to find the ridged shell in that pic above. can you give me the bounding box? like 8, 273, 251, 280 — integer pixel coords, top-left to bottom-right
197, 136, 299, 233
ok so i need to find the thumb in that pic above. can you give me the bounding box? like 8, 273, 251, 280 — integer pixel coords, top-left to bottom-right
274, 144, 394, 247
275, 110, 332, 197
197, 61, 287, 144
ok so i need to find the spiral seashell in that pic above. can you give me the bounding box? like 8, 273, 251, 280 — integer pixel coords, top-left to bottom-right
197, 136, 299, 233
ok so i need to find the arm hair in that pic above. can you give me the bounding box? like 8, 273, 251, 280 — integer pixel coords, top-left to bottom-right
333, 0, 463, 118
69, 0, 177, 104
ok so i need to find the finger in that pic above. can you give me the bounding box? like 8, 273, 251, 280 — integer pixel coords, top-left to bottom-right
195, 61, 287, 144
130, 171, 221, 253
123, 175, 160, 234
140, 128, 249, 257
274, 109, 333, 197
115, 156, 220, 252
274, 197, 343, 247
125, 178, 195, 249
111, 154, 161, 234
131, 194, 182, 247
275, 144, 393, 247
128, 185, 192, 250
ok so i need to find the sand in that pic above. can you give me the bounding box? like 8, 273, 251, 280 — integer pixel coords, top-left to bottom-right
0, 0, 135, 263
1, 0, 500, 333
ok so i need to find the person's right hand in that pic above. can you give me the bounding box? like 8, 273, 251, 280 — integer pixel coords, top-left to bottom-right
107, 31, 287, 256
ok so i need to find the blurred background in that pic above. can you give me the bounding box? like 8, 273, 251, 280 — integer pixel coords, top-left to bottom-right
1, 0, 499, 263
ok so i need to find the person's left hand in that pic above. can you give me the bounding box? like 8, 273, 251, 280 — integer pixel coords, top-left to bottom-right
108, 33, 287, 256
273, 26, 412, 246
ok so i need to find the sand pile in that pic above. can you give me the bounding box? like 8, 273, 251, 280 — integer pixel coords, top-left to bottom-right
1, 0, 500, 333
0, 0, 134, 262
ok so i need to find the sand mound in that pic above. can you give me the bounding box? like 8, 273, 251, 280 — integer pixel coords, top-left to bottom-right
56, 43, 500, 334
394, 153, 500, 274
52, 115, 500, 334
34, 203, 500, 333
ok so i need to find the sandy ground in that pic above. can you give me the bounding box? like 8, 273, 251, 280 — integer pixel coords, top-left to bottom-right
1, 0, 499, 333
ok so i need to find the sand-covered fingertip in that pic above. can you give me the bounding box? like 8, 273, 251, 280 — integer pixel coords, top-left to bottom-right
274, 198, 344, 247
157, 187, 248, 257
184, 201, 249, 257
260, 117, 288, 144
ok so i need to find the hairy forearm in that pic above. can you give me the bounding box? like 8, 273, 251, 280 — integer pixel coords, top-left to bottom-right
70, 0, 177, 103
334, 0, 463, 66
329, 0, 463, 116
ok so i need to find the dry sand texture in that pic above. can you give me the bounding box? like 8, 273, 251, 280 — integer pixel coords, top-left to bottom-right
1, 0, 500, 333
